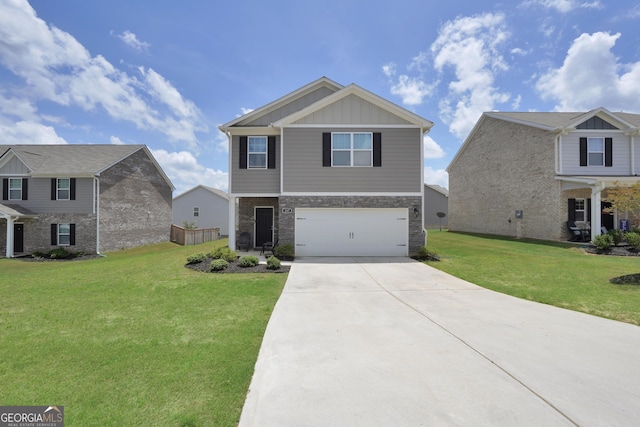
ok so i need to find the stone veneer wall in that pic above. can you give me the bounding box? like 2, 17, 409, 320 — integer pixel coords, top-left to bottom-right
449, 117, 563, 241
278, 195, 424, 255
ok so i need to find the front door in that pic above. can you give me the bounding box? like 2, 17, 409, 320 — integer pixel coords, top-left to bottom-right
255, 207, 274, 248
14, 223, 24, 253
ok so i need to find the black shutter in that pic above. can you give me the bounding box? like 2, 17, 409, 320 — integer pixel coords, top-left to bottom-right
267, 136, 276, 169
587, 199, 591, 222
373, 132, 382, 167
51, 224, 58, 245
239, 137, 248, 169
579, 138, 587, 166
2, 178, 7, 200
322, 132, 331, 167
70, 224, 76, 246
51, 178, 57, 200
605, 137, 613, 167
22, 178, 28, 200
568, 199, 576, 222
70, 178, 76, 200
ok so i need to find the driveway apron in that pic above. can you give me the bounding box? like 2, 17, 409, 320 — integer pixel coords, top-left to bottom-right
239, 257, 640, 427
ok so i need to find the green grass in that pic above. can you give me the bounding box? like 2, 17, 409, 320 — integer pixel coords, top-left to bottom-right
425, 230, 640, 325
0, 240, 287, 426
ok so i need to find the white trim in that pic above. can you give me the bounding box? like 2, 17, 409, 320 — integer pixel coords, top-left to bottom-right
280, 192, 423, 197
281, 124, 424, 129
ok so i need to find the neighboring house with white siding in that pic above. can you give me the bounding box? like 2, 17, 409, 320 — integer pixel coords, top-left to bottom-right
172, 185, 229, 236
423, 184, 448, 229
0, 144, 174, 257
219, 77, 433, 256
447, 108, 640, 241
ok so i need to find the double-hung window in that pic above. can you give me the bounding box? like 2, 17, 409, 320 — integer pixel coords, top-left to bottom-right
332, 132, 373, 167
248, 136, 267, 169
57, 178, 70, 200
574, 198, 586, 222
58, 224, 71, 246
587, 137, 604, 166
193, 207, 199, 217
8, 178, 22, 200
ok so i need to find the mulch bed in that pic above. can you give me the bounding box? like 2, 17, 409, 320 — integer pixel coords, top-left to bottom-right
584, 245, 640, 257
185, 256, 290, 274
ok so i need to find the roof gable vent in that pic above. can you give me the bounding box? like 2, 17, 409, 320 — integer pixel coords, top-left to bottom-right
576, 116, 619, 130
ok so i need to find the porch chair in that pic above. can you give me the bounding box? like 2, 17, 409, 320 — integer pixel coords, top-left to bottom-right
237, 232, 252, 252
566, 221, 589, 242
261, 238, 279, 256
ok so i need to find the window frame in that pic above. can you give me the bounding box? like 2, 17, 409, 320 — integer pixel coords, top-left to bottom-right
57, 223, 71, 246
331, 132, 373, 167
587, 137, 604, 166
247, 136, 268, 169
8, 178, 22, 200
193, 206, 200, 217
57, 178, 71, 200
574, 198, 586, 222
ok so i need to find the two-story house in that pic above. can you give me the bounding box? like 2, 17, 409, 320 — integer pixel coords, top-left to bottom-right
172, 185, 229, 236
447, 108, 640, 241
219, 77, 433, 256
0, 144, 174, 257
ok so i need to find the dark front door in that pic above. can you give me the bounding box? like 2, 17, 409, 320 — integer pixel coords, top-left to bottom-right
601, 202, 614, 231
14, 223, 24, 253
255, 207, 274, 248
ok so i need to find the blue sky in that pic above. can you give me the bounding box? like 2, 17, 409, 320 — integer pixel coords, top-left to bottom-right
1, 0, 640, 194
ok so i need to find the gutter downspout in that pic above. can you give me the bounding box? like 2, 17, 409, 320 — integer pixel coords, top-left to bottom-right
95, 176, 101, 255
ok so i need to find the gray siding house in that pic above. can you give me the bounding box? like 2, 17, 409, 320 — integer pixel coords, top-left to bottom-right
0, 144, 174, 257
172, 185, 229, 236
423, 184, 448, 229
219, 77, 434, 256
447, 108, 640, 241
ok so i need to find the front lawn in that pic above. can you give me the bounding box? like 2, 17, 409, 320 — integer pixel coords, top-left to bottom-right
425, 231, 640, 325
0, 240, 287, 426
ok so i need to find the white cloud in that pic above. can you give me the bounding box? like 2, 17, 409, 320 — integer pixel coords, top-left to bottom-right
151, 149, 228, 195
0, 120, 67, 145
389, 75, 436, 106
424, 167, 449, 189
423, 135, 445, 159
431, 13, 511, 140
0, 1, 207, 148
382, 62, 396, 77
117, 30, 150, 53
536, 32, 640, 111
520, 0, 602, 13
110, 136, 125, 145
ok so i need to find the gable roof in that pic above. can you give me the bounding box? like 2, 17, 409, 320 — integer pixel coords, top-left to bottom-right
0, 144, 174, 190
174, 185, 229, 201
448, 107, 640, 172
424, 183, 449, 197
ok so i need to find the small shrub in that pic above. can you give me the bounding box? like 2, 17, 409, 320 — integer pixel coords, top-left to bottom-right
607, 229, 624, 246
413, 245, 440, 261
210, 259, 229, 271
238, 255, 259, 268
625, 232, 640, 250
273, 243, 294, 259
186, 253, 206, 264
266, 256, 281, 270
593, 234, 613, 251
49, 247, 70, 259
32, 251, 47, 259
209, 246, 237, 262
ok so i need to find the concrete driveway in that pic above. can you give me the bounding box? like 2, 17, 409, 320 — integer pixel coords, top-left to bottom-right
239, 257, 640, 426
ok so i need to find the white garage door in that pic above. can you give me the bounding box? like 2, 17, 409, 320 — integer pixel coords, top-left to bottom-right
294, 208, 408, 256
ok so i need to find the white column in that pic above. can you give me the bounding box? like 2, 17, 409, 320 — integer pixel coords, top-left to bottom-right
228, 195, 236, 250
6, 216, 14, 258
591, 183, 604, 239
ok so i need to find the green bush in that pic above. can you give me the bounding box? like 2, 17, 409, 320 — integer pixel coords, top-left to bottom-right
210, 259, 229, 271
186, 253, 206, 264
414, 245, 440, 261
607, 229, 624, 246
238, 255, 259, 268
593, 234, 613, 251
625, 231, 640, 250
49, 247, 70, 259
209, 246, 237, 262
273, 243, 294, 259
266, 256, 281, 270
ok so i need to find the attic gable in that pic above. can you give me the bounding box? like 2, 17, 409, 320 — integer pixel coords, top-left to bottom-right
0, 150, 31, 175
575, 116, 619, 130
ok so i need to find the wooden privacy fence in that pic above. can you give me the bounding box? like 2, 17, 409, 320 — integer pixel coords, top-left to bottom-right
171, 225, 221, 245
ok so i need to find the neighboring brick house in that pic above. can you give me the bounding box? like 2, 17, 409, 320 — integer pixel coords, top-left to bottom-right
447, 108, 640, 241
0, 144, 174, 257
172, 185, 229, 236
423, 184, 448, 229
219, 77, 434, 256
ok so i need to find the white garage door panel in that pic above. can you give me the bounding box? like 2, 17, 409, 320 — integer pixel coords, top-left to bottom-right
295, 208, 408, 256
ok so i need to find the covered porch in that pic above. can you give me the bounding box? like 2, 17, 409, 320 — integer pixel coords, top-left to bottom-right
0, 204, 38, 258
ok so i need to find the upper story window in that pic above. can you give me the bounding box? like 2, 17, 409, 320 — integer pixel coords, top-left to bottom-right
588, 138, 604, 166
332, 132, 373, 167
193, 207, 200, 217
248, 136, 267, 169
57, 178, 71, 200
8, 178, 22, 200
